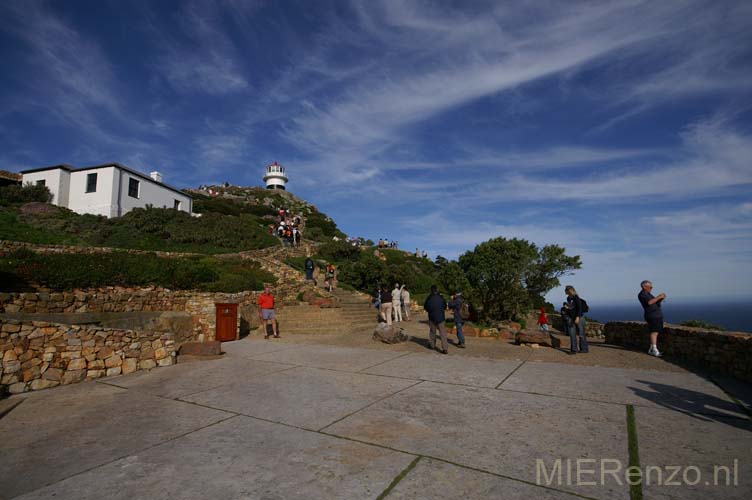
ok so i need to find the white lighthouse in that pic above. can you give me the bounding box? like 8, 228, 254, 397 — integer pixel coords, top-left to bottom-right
263, 161, 288, 190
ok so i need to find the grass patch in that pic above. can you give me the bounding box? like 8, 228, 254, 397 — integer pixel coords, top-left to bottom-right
376, 456, 421, 500
626, 405, 643, 500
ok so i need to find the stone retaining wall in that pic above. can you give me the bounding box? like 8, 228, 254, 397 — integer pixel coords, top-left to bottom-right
0, 287, 261, 343
604, 321, 752, 382
1, 319, 176, 395
546, 313, 604, 338
0, 239, 202, 259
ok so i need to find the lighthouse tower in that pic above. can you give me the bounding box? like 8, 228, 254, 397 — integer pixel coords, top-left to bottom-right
263, 161, 288, 190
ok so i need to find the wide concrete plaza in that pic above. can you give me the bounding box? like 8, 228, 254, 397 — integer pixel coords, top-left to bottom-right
1, 337, 750, 500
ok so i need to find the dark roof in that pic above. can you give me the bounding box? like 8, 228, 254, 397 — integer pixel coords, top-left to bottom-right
0, 169, 22, 182
20, 163, 191, 199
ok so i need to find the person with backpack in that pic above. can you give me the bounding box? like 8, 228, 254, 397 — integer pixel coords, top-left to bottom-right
304, 256, 315, 282
565, 286, 588, 353
424, 285, 449, 354
448, 292, 466, 348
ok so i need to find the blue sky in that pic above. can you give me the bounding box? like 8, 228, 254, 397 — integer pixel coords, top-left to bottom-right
1, 0, 751, 303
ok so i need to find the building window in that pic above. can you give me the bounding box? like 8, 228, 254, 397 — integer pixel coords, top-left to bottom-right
128, 178, 139, 198
86, 173, 97, 193
35, 179, 46, 187
174, 199, 182, 210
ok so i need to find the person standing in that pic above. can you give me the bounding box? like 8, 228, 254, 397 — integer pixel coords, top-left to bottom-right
448, 292, 466, 348
565, 286, 588, 353
325, 264, 335, 292
380, 285, 393, 325
537, 307, 549, 332
400, 285, 411, 321
391, 283, 403, 322
258, 285, 279, 339
304, 256, 315, 282
638, 280, 666, 357
424, 285, 448, 354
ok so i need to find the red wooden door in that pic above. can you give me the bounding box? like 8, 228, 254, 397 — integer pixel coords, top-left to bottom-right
215, 303, 238, 342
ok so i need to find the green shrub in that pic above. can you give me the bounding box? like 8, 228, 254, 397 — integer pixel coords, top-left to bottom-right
305, 210, 345, 241
9, 206, 278, 253
318, 240, 360, 262
0, 183, 52, 205
0, 251, 275, 292
679, 319, 725, 331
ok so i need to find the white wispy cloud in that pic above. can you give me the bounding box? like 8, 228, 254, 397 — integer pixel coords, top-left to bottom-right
280, 0, 742, 184
156, 0, 250, 94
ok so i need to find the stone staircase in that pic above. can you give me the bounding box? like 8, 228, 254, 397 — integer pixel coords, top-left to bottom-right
277, 288, 380, 335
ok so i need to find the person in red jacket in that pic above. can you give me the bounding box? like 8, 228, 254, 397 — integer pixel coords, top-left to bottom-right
258, 285, 279, 339
537, 307, 549, 332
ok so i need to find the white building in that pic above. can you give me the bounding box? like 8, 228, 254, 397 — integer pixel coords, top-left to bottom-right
263, 161, 288, 190
20, 163, 192, 218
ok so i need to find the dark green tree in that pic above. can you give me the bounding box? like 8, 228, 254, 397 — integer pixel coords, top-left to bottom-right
458, 237, 580, 320
437, 261, 470, 296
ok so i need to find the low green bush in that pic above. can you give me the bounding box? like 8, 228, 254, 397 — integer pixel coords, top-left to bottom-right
8, 206, 278, 253
679, 319, 725, 331
0, 183, 52, 205
0, 250, 275, 292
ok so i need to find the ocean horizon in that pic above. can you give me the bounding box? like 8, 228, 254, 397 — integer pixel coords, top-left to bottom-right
585, 300, 752, 333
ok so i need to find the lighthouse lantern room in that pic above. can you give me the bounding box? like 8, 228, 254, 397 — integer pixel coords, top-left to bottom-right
264, 161, 288, 190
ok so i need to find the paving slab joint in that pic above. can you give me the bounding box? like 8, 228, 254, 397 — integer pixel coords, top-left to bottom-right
318, 380, 424, 432
495, 360, 526, 389
375, 456, 422, 500
357, 352, 414, 373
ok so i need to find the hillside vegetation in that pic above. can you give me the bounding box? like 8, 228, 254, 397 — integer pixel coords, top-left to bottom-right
289, 238, 581, 322
0, 183, 345, 253
0, 248, 275, 293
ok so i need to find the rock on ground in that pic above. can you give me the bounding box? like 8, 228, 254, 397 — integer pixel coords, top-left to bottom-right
373, 324, 408, 344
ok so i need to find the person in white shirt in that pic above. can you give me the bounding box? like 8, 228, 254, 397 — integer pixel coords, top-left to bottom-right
391, 283, 402, 322
400, 285, 411, 321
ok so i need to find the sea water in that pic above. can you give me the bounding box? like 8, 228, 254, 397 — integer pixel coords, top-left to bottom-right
588, 300, 752, 333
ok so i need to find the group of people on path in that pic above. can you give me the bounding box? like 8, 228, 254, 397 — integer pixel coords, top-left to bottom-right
535, 280, 667, 357
377, 239, 399, 249
272, 208, 303, 247
422, 286, 467, 354
260, 271, 667, 359
374, 284, 411, 325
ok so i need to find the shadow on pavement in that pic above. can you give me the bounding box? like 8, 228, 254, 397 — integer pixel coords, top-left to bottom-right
629, 380, 752, 432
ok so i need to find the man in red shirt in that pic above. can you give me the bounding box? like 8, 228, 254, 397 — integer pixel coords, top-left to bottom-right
258, 285, 279, 338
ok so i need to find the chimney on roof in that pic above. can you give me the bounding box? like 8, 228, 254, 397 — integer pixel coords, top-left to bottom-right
150, 171, 163, 183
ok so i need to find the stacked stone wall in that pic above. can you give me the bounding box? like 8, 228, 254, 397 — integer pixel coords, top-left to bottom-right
0, 239, 202, 259
604, 321, 752, 382
539, 313, 605, 338
1, 319, 176, 395
0, 287, 262, 343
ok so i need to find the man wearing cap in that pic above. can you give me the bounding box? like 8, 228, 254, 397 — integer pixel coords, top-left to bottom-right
258, 285, 279, 339
448, 292, 466, 348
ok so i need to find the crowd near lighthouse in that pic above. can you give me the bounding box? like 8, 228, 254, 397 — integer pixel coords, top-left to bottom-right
264, 161, 288, 190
